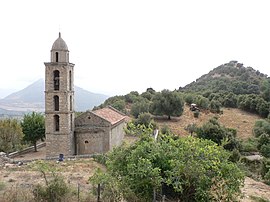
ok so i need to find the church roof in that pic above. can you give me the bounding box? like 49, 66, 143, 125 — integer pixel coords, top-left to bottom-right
51, 32, 68, 51
92, 107, 126, 125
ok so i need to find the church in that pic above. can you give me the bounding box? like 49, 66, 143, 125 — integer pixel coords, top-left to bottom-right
44, 33, 126, 158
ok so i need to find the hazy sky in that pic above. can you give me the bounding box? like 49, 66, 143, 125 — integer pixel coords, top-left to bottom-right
0, 0, 270, 97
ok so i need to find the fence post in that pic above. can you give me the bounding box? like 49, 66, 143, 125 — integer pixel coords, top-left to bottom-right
97, 183, 101, 202
77, 183, 80, 202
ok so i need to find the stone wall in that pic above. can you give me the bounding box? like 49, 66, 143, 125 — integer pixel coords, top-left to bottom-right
110, 122, 125, 150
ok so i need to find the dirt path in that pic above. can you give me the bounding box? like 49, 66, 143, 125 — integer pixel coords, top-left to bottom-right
241, 177, 270, 201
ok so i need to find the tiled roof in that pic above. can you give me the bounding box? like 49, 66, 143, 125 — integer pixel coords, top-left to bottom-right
92, 107, 125, 125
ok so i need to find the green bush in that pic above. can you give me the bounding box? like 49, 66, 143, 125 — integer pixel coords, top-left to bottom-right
229, 149, 241, 163
193, 110, 200, 118
33, 174, 70, 201
239, 138, 258, 153
209, 100, 222, 113
261, 158, 270, 185
260, 144, 270, 158
90, 133, 244, 201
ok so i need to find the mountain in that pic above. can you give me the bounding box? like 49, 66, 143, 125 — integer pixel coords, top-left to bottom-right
180, 60, 268, 95
0, 79, 109, 113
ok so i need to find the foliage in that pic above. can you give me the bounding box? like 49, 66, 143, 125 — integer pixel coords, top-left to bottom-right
196, 117, 240, 151
124, 121, 155, 136
261, 158, 270, 185
21, 112, 45, 152
90, 131, 244, 201
185, 123, 197, 136
184, 93, 196, 105
97, 95, 126, 113
193, 110, 200, 118
260, 144, 270, 158
89, 168, 127, 201
0, 118, 23, 155
150, 90, 184, 120
253, 119, 270, 137
223, 92, 238, 108
130, 99, 150, 118
253, 119, 270, 157
237, 94, 269, 117
134, 112, 154, 126
261, 78, 270, 102
32, 161, 71, 201
194, 95, 209, 110
125, 91, 140, 103
239, 138, 259, 153
180, 61, 270, 118
209, 99, 222, 113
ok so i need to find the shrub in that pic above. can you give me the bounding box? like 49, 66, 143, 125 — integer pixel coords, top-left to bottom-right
194, 110, 200, 118
261, 158, 270, 185
209, 100, 221, 113
90, 134, 244, 201
33, 175, 70, 201
239, 138, 258, 153
260, 144, 270, 158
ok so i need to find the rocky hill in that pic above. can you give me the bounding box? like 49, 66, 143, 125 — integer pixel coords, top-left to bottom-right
181, 60, 268, 95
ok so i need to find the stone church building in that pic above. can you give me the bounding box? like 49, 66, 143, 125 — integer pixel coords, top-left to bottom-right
44, 33, 125, 158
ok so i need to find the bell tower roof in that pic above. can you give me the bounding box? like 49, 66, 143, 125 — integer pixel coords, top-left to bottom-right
51, 32, 68, 51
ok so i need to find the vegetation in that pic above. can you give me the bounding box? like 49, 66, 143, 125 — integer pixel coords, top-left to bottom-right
0, 118, 23, 155
21, 112, 45, 152
90, 130, 244, 201
150, 90, 184, 120
253, 119, 270, 158
32, 161, 73, 201
196, 117, 240, 151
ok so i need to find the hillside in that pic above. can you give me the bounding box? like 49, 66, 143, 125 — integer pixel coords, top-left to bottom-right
0, 79, 109, 113
155, 105, 260, 140
181, 60, 268, 95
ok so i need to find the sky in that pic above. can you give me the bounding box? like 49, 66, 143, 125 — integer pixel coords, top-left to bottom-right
0, 0, 270, 98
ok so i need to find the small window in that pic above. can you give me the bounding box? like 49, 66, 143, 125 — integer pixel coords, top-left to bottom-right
69, 71, 72, 91
85, 140, 89, 144
70, 114, 73, 131
53, 70, 60, 91
56, 52, 59, 62
54, 95, 59, 111
54, 115, 60, 132
88, 116, 91, 119
70, 95, 72, 111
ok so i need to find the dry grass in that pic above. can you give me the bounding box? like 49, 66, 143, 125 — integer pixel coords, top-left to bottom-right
155, 105, 261, 140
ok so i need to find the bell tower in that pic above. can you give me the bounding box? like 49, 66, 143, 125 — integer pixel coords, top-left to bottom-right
44, 33, 75, 158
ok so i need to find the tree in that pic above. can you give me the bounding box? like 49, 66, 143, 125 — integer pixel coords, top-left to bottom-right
90, 132, 244, 201
150, 90, 184, 120
130, 99, 150, 118
21, 112, 45, 152
0, 119, 23, 155
261, 78, 270, 102
196, 117, 239, 151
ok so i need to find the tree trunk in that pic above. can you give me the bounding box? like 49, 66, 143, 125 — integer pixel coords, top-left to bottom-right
34, 141, 37, 152
168, 115, 171, 120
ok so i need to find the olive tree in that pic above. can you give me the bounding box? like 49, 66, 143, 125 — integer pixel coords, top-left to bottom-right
150, 90, 184, 120
0, 119, 23, 155
21, 112, 45, 152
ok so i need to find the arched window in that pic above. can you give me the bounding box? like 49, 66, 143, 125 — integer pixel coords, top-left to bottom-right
54, 95, 59, 111
53, 70, 60, 90
69, 71, 72, 91
54, 115, 60, 132
55, 52, 59, 62
70, 114, 73, 131
70, 95, 72, 111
